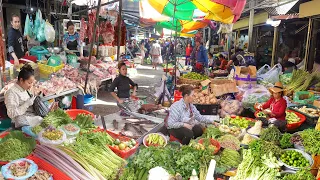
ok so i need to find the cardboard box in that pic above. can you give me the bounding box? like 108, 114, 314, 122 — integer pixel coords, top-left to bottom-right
234, 66, 257, 86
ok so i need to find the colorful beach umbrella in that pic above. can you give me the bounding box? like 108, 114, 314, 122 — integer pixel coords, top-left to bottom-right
148, 0, 198, 20
156, 18, 208, 32
139, 0, 170, 26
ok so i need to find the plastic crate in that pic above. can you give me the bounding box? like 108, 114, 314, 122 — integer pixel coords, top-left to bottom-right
288, 104, 319, 125
65, 109, 95, 120
38, 63, 64, 75
28, 155, 72, 180
98, 129, 139, 159
194, 104, 220, 115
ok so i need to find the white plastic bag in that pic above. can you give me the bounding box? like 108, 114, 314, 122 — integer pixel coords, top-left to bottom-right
241, 85, 270, 109
38, 129, 66, 145
45, 21, 55, 42
257, 64, 271, 77
259, 63, 282, 84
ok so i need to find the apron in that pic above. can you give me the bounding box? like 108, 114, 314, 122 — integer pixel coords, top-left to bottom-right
67, 39, 78, 51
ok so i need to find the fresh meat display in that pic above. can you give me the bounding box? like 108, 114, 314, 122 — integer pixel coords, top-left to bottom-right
100, 21, 114, 45
88, 11, 99, 43
34, 75, 77, 96
79, 18, 87, 42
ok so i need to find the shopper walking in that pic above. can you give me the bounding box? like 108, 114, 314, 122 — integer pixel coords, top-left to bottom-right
150, 40, 162, 70
191, 38, 208, 72
185, 43, 192, 66
140, 40, 146, 65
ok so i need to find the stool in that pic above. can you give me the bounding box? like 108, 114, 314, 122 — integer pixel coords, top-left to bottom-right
169, 134, 182, 144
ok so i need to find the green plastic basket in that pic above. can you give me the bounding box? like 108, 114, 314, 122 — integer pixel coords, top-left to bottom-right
0, 119, 11, 131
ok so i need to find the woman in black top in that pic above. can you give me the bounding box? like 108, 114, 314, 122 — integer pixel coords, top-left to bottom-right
109, 62, 138, 104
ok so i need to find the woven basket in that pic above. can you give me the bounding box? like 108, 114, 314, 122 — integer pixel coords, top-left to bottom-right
179, 77, 203, 85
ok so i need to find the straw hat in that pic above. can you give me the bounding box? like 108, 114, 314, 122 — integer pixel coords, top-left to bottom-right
269, 82, 284, 94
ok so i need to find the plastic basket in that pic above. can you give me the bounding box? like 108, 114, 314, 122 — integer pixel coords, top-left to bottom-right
0, 118, 11, 132
288, 104, 319, 125
38, 63, 64, 75
28, 155, 72, 180
254, 110, 306, 130
65, 109, 95, 120
194, 104, 220, 115
198, 138, 221, 154
0, 132, 34, 165
103, 129, 139, 159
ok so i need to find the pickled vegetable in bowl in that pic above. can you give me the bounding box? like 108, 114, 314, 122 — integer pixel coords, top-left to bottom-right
42, 126, 63, 140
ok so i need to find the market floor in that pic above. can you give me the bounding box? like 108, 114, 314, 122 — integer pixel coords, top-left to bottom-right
86, 64, 165, 117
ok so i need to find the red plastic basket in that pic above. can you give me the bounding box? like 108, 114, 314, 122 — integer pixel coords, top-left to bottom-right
28, 155, 72, 180
198, 138, 221, 154
254, 110, 306, 130
65, 109, 95, 120
96, 129, 139, 159
0, 132, 34, 165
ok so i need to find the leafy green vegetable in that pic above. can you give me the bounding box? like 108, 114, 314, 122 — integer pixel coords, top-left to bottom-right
79, 131, 114, 146
300, 129, 320, 155
203, 126, 223, 139
260, 126, 281, 144
232, 149, 281, 180
280, 133, 293, 149
74, 114, 96, 130
249, 139, 283, 158
41, 109, 72, 128
0, 131, 36, 161
31, 125, 43, 134
215, 148, 241, 174
281, 168, 316, 180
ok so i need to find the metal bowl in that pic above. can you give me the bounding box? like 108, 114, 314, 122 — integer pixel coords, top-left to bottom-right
279, 148, 314, 171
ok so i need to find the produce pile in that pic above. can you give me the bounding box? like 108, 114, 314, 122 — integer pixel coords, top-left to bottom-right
293, 106, 320, 117
182, 72, 209, 80
192, 89, 218, 104
144, 133, 166, 147
0, 131, 36, 161
256, 111, 301, 124
285, 69, 320, 95
280, 150, 310, 168
222, 116, 255, 129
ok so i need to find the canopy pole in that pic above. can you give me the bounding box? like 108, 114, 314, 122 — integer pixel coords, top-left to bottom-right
271, 26, 278, 67
84, 0, 102, 93
117, 0, 123, 61
304, 18, 312, 71
248, 1, 255, 52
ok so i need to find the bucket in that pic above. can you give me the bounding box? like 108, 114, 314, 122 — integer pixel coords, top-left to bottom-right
84, 94, 93, 104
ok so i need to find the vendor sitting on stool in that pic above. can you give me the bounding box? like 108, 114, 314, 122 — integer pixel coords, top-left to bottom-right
4, 64, 43, 128
166, 85, 215, 145
63, 21, 88, 58
255, 82, 287, 131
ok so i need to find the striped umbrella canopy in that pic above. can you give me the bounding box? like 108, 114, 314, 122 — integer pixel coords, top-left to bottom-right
156, 18, 208, 32
148, 0, 198, 20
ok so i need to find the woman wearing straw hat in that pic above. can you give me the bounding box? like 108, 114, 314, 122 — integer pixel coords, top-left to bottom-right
256, 82, 287, 131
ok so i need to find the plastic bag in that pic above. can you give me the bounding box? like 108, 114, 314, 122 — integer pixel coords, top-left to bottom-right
34, 10, 42, 36
45, 21, 55, 42
220, 99, 243, 118
242, 85, 270, 109
257, 64, 271, 77
61, 123, 80, 136
38, 129, 66, 145
1, 158, 38, 180
21, 126, 38, 138
259, 63, 282, 84
24, 14, 33, 37
36, 20, 46, 42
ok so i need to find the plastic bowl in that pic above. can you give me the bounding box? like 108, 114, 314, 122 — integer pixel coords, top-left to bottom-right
198, 138, 221, 154
84, 94, 93, 104
65, 109, 94, 120
143, 133, 167, 148
280, 170, 296, 177
254, 110, 306, 130
279, 148, 314, 171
